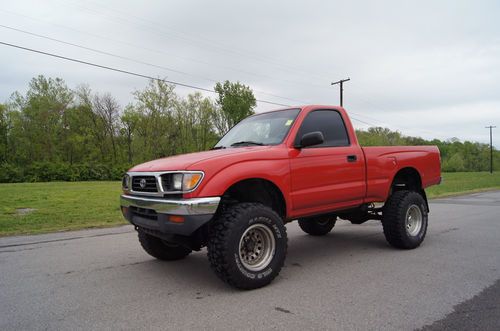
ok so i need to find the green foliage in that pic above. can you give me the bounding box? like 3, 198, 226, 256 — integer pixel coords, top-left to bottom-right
0, 76, 229, 183
442, 153, 465, 172
132, 79, 178, 159
357, 127, 499, 172
175, 92, 219, 153
426, 172, 500, 198
1, 75, 497, 184
8, 76, 73, 164
0, 163, 23, 183
0, 162, 130, 182
2, 172, 500, 236
0, 181, 125, 236
0, 104, 8, 163
213, 80, 256, 134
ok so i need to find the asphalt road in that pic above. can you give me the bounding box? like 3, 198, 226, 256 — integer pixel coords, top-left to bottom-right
1, 191, 499, 330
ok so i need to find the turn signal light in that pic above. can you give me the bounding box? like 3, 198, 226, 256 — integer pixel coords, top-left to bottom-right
182, 173, 203, 191
169, 215, 185, 223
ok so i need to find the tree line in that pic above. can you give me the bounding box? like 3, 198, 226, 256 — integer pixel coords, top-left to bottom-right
0, 75, 497, 183
0, 76, 255, 182
356, 128, 499, 172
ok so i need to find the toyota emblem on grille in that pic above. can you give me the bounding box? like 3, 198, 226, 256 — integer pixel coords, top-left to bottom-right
139, 178, 147, 188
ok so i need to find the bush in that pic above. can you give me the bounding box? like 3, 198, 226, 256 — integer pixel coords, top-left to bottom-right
0, 162, 131, 183
24, 162, 71, 182
442, 153, 465, 172
0, 163, 24, 183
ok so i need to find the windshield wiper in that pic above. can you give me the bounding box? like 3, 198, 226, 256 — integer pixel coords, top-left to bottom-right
230, 141, 265, 147
210, 146, 226, 150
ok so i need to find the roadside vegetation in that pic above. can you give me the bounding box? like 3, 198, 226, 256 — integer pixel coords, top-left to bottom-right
1, 172, 499, 236
426, 172, 500, 198
0, 76, 256, 182
0, 76, 499, 236
0, 181, 124, 236
0, 76, 498, 183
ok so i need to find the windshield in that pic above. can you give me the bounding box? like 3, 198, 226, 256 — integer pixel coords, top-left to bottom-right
214, 108, 301, 148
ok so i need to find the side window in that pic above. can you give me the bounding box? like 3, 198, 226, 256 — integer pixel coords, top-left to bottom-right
295, 110, 350, 147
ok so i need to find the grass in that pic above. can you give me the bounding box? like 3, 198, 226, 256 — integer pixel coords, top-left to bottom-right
1, 172, 500, 236
0, 181, 125, 237
426, 172, 500, 198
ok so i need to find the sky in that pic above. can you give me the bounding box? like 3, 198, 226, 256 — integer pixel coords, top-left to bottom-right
1, 0, 499, 146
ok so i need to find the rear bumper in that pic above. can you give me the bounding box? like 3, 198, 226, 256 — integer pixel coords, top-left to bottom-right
120, 195, 220, 236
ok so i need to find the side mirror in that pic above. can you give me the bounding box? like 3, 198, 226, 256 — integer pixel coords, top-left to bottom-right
297, 131, 324, 148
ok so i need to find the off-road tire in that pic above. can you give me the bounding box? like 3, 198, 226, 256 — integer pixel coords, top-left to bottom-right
382, 190, 428, 249
138, 230, 192, 260
298, 216, 336, 236
207, 203, 287, 290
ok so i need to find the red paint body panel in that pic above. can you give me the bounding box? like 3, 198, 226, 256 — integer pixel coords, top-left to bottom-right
362, 146, 441, 202
129, 105, 441, 220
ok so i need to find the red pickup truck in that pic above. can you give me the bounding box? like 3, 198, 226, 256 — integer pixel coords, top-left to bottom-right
120, 105, 441, 289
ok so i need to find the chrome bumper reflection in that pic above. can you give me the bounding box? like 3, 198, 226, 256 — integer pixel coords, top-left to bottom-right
120, 194, 220, 216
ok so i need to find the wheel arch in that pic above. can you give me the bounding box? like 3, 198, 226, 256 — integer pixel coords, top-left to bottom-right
390, 167, 429, 211
221, 178, 287, 219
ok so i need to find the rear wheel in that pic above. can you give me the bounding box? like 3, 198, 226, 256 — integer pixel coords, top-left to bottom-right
138, 230, 192, 260
382, 190, 428, 249
298, 216, 336, 236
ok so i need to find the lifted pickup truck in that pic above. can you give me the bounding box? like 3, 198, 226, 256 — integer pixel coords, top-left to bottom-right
121, 105, 441, 289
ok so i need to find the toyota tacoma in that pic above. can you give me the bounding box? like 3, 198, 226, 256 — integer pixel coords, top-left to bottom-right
120, 105, 441, 289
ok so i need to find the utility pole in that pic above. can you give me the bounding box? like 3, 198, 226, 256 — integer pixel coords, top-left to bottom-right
331, 78, 350, 107
485, 125, 496, 173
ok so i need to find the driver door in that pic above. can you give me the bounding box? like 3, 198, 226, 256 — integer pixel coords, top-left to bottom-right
289, 109, 365, 215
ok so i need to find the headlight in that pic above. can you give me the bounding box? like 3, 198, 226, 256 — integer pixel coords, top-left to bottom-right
161, 172, 203, 192
172, 173, 183, 191
122, 174, 131, 189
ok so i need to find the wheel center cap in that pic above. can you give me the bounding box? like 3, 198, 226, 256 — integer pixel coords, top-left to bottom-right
245, 239, 256, 252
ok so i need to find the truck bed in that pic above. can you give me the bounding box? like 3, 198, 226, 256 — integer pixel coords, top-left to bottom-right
362, 146, 441, 202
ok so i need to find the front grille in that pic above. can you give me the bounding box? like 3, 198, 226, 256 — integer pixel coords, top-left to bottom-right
132, 176, 158, 192
130, 206, 158, 221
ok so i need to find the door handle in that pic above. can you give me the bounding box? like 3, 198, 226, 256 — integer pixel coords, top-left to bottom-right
347, 155, 357, 162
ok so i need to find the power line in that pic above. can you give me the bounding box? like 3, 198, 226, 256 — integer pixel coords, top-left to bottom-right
30, 1, 334, 89
347, 94, 451, 140
0, 9, 469, 140
0, 24, 310, 104
57, 0, 337, 83
0, 8, 341, 102
0, 11, 333, 100
0, 24, 218, 84
349, 116, 377, 127
0, 40, 290, 107
0, 8, 451, 137
0, 39, 381, 128
0, 23, 312, 106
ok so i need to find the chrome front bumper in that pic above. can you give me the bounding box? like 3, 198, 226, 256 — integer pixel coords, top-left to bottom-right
120, 194, 220, 216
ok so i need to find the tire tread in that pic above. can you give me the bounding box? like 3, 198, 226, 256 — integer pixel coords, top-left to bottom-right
298, 217, 336, 236
383, 190, 427, 249
207, 202, 287, 289
138, 231, 191, 260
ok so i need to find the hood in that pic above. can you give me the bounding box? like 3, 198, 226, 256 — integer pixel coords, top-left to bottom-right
129, 146, 283, 172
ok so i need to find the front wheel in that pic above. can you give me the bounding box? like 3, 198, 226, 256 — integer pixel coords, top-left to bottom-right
382, 190, 428, 249
207, 203, 287, 290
